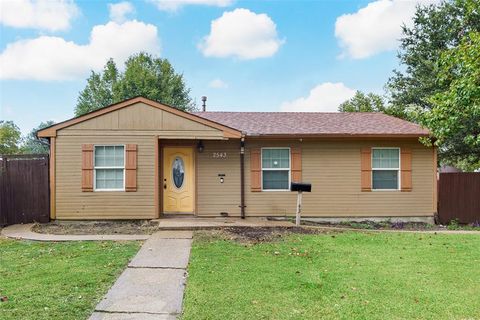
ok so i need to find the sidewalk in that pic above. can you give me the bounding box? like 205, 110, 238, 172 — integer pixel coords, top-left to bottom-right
1, 223, 150, 241
90, 231, 193, 320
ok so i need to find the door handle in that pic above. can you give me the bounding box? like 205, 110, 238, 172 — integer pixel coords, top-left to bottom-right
164, 179, 167, 189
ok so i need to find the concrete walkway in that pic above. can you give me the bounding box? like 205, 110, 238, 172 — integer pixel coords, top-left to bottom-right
0, 224, 150, 241
90, 231, 193, 320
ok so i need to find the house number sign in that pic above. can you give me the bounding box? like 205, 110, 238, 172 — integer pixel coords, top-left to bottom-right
212, 152, 227, 159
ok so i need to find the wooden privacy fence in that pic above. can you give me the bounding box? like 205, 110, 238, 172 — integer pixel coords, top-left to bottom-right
0, 154, 50, 226
438, 172, 480, 224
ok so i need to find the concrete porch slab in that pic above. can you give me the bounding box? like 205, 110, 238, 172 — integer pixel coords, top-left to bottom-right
90, 312, 176, 320
95, 268, 186, 315
129, 238, 192, 269
155, 217, 295, 229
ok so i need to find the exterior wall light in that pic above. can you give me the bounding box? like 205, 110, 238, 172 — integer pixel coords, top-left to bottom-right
197, 140, 204, 153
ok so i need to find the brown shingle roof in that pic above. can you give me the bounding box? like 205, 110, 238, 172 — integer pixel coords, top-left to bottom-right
194, 111, 430, 137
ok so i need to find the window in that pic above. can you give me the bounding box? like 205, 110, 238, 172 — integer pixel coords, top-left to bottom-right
372, 148, 400, 190
262, 148, 290, 190
94, 145, 125, 191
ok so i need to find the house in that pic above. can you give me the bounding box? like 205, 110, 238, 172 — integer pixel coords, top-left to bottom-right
37, 96, 437, 222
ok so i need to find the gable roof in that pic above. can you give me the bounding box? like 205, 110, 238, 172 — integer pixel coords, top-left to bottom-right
36, 97, 242, 138
194, 111, 430, 138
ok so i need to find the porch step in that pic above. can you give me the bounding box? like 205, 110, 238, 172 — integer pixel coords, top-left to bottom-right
153, 217, 295, 230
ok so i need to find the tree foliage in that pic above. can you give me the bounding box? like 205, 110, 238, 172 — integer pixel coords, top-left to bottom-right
75, 53, 194, 116
339, 91, 385, 112
418, 32, 480, 170
22, 121, 56, 154
340, 0, 480, 170
387, 0, 480, 112
338, 91, 408, 118
0, 121, 22, 155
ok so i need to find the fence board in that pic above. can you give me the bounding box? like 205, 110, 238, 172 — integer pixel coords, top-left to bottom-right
0, 154, 50, 226
438, 173, 480, 224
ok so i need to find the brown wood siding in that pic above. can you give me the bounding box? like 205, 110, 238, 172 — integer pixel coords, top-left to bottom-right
61, 102, 224, 139
196, 140, 241, 216
55, 135, 155, 219
53, 102, 233, 220
243, 139, 435, 217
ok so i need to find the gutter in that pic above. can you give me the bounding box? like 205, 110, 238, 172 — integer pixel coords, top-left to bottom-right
239, 136, 246, 219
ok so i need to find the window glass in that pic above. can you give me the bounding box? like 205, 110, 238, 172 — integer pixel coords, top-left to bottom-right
263, 171, 289, 190
372, 170, 398, 189
262, 149, 289, 168
95, 146, 124, 167
372, 149, 399, 168
261, 148, 290, 190
94, 145, 124, 190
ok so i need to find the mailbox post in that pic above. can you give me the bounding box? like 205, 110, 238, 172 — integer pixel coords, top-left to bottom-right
290, 182, 312, 226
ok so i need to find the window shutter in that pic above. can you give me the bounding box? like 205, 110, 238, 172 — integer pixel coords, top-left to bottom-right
125, 144, 137, 192
401, 148, 412, 192
81, 144, 94, 192
250, 148, 261, 192
361, 147, 372, 192
291, 147, 302, 183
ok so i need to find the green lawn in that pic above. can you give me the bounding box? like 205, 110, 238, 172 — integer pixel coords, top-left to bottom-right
183, 231, 480, 320
0, 238, 140, 320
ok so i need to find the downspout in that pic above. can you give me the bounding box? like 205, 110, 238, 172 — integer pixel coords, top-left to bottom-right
240, 136, 246, 219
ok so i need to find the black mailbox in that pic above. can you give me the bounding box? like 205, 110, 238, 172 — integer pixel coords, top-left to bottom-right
291, 182, 312, 192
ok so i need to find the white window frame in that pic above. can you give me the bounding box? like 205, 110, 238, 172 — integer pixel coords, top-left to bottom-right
261, 147, 291, 191
371, 147, 401, 191
93, 144, 126, 192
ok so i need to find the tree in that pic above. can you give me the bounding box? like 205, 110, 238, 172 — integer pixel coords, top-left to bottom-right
418, 32, 480, 170
22, 121, 55, 154
338, 91, 408, 118
75, 52, 194, 116
387, 0, 480, 112
0, 121, 22, 154
384, 0, 480, 168
339, 91, 385, 112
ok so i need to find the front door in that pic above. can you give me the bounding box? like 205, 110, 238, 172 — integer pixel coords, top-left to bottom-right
162, 147, 194, 213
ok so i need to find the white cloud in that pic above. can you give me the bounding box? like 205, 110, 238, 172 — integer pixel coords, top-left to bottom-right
335, 0, 439, 59
208, 78, 228, 89
0, 20, 160, 81
0, 0, 79, 32
199, 8, 284, 60
109, 2, 135, 23
280, 82, 356, 112
149, 0, 232, 11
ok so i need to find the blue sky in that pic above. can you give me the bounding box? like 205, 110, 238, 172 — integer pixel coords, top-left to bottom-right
0, 0, 433, 134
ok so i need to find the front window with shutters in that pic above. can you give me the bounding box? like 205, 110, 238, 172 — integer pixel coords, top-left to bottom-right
372, 148, 400, 190
261, 148, 290, 191
94, 145, 125, 191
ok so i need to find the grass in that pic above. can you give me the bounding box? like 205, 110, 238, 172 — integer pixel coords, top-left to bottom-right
182, 231, 480, 320
447, 219, 480, 231
0, 238, 140, 320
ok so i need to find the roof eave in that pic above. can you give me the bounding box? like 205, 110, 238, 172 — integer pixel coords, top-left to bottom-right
244, 133, 431, 139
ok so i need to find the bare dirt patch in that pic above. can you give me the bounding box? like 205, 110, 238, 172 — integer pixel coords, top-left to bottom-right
195, 227, 337, 245
32, 220, 159, 235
